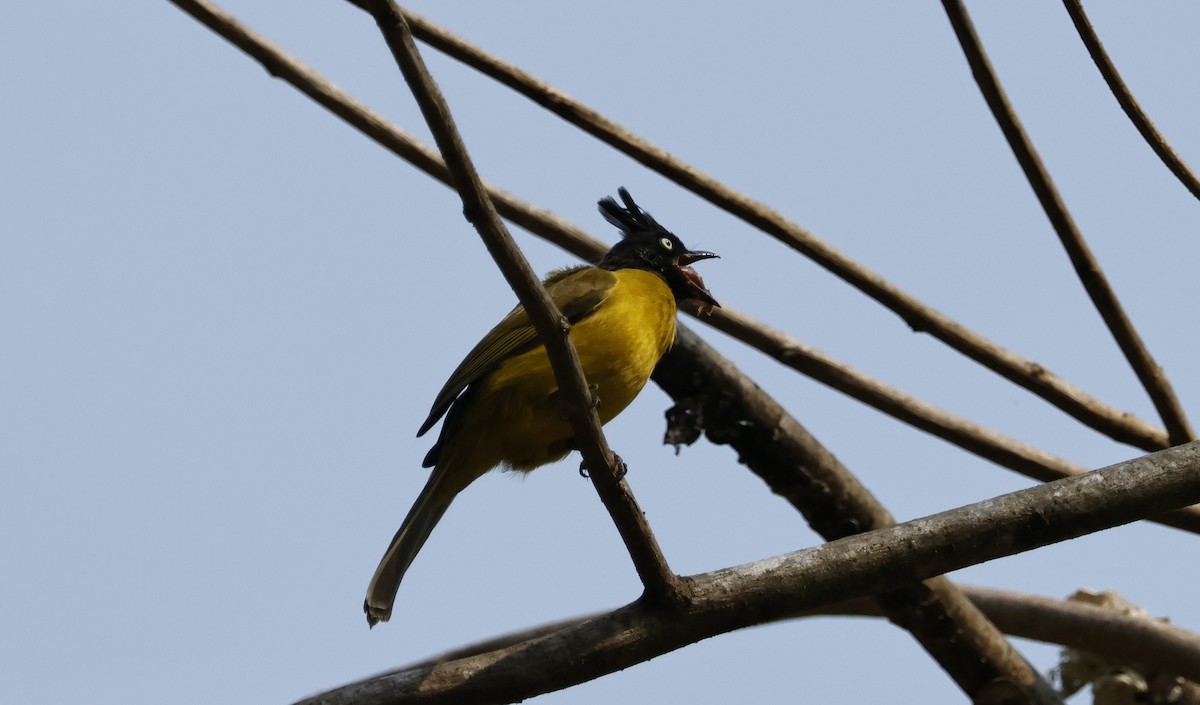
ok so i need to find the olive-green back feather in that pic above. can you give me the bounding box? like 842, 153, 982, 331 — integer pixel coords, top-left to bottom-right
416, 266, 619, 438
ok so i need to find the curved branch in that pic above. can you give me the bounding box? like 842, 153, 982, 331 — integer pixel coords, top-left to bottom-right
942, 0, 1194, 445
1062, 0, 1200, 202
297, 442, 1200, 705
359, 0, 682, 602
378, 5, 1170, 453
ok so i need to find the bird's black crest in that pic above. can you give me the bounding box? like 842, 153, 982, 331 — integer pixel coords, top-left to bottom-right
598, 187, 671, 239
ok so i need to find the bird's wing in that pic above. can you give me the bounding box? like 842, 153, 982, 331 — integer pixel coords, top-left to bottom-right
416, 266, 617, 436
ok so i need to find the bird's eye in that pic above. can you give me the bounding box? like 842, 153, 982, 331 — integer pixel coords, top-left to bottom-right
660, 237, 674, 251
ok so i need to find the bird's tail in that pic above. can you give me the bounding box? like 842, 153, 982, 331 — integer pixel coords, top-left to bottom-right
363, 468, 457, 627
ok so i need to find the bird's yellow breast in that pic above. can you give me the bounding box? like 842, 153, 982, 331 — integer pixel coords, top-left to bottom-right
567, 268, 678, 418
448, 269, 676, 474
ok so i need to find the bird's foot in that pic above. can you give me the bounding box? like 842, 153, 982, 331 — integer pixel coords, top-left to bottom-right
579, 452, 627, 480
612, 453, 628, 479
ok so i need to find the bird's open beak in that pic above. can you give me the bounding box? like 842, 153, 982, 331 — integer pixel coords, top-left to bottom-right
673, 250, 719, 313
678, 250, 718, 266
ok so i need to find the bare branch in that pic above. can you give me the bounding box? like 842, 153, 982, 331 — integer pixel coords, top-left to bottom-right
357, 0, 682, 602
706, 307, 1093, 483
370, 5, 1171, 452
669, 322, 1200, 533
657, 327, 1060, 703
821, 588, 1200, 687
942, 0, 1194, 445
296, 442, 1200, 705
1062, 0, 1200, 202
963, 587, 1200, 683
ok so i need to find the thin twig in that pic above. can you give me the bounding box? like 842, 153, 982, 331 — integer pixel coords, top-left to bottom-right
157, 1, 1200, 536
1062, 0, 1200, 202
942, 0, 1194, 445
297, 441, 1200, 705
668, 323, 1200, 533
372, 5, 1171, 452
707, 308, 1093, 483
359, 0, 683, 603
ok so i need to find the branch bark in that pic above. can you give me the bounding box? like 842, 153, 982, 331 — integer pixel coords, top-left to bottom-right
296, 442, 1200, 705
942, 0, 1194, 445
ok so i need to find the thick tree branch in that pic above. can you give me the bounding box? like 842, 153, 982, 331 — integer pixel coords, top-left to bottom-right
1062, 0, 1200, 202
366, 4, 1172, 453
359, 0, 682, 602
296, 442, 1200, 705
158, 0, 1200, 535
656, 327, 1060, 703
942, 0, 1194, 445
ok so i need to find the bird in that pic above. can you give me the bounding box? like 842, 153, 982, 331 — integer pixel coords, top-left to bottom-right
363, 188, 718, 626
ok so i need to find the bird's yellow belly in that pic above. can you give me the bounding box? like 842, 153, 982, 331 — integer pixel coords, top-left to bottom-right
458, 270, 676, 473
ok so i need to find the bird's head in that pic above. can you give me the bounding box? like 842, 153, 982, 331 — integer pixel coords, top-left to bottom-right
597, 188, 719, 314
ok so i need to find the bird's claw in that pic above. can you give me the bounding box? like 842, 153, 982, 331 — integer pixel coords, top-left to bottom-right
579, 453, 627, 480
612, 453, 628, 479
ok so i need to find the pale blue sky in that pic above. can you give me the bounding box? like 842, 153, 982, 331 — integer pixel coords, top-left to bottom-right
3, 3, 1198, 703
